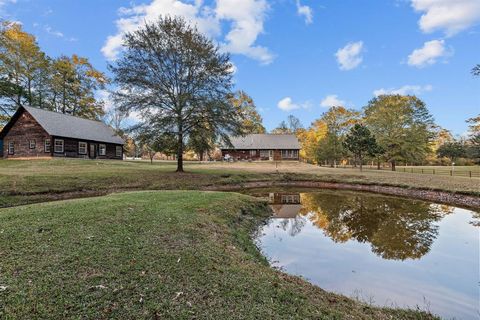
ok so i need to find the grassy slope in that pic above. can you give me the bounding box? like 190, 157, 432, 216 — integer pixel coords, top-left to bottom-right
0, 160, 478, 207
0, 191, 436, 319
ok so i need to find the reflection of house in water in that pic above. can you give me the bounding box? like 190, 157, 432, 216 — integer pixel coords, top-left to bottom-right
269, 193, 302, 218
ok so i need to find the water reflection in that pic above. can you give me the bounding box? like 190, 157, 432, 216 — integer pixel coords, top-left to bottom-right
264, 191, 455, 260
251, 189, 480, 319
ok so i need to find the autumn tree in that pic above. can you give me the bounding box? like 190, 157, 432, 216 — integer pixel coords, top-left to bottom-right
111, 16, 241, 172
466, 115, 480, 162
436, 141, 466, 163
271, 115, 303, 135
271, 120, 291, 134
316, 106, 359, 167
466, 115, 480, 135
50, 55, 107, 119
364, 95, 434, 171
0, 21, 107, 123
297, 119, 327, 163
343, 124, 380, 171
287, 115, 303, 134
229, 90, 265, 134
136, 128, 176, 164
0, 21, 48, 121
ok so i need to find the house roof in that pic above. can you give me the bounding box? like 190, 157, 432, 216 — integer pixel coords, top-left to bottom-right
222, 134, 300, 150
1, 106, 124, 145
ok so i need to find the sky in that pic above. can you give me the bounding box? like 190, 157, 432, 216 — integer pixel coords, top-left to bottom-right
1, 0, 479, 135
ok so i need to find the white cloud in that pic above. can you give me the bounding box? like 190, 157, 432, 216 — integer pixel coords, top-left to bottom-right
407, 39, 449, 67
102, 0, 273, 64
0, 0, 15, 8
216, 0, 274, 64
373, 84, 433, 97
277, 97, 310, 111
335, 41, 364, 71
411, 0, 480, 36
320, 94, 345, 108
296, 0, 313, 24
44, 25, 64, 38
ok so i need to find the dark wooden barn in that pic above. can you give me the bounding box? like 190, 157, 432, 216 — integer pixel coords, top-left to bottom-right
0, 106, 124, 160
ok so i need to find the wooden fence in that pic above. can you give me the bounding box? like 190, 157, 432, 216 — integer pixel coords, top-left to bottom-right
317, 164, 480, 178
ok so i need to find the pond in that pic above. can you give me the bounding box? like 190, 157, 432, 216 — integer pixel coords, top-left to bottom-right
247, 189, 479, 320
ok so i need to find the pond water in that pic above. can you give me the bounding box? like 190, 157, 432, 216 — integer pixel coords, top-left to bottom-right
247, 189, 479, 320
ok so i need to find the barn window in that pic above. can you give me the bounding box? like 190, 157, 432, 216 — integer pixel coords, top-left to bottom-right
99, 144, 106, 156
115, 146, 122, 158
78, 142, 87, 155
8, 142, 14, 155
54, 139, 64, 153
29, 139, 36, 149
260, 150, 269, 157
44, 139, 51, 152
250, 150, 256, 157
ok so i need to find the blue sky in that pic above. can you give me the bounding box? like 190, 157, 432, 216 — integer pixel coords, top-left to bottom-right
1, 0, 479, 135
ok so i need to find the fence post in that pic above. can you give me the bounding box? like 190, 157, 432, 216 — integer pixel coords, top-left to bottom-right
421, 169, 424, 174
433, 169, 435, 175
450, 170, 452, 176
470, 171, 472, 178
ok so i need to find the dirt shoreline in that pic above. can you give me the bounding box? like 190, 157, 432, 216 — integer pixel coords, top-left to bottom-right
206, 180, 480, 210
2, 180, 479, 210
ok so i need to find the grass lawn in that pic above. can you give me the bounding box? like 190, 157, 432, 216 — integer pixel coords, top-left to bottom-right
0, 159, 478, 207
0, 191, 437, 319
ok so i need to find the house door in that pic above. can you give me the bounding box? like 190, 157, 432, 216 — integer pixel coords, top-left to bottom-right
89, 144, 96, 159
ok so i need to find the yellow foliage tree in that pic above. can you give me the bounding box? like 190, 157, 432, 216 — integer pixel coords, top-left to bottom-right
297, 119, 328, 163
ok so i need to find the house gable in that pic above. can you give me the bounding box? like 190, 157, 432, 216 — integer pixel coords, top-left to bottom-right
1, 108, 51, 158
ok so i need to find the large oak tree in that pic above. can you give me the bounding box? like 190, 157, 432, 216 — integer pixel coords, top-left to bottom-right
364, 95, 434, 170
110, 16, 241, 172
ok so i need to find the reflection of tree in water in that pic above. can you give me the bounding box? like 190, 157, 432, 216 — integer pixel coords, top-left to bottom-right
278, 216, 307, 237
469, 211, 480, 227
299, 192, 453, 260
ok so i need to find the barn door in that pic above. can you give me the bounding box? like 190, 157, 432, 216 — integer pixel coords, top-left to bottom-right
89, 144, 96, 159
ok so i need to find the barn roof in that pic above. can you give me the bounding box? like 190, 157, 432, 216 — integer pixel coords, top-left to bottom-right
1, 106, 124, 145
222, 134, 300, 150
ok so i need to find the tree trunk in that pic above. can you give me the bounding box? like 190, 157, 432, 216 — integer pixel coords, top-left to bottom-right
377, 160, 381, 170
176, 131, 184, 172
199, 152, 204, 162
359, 154, 363, 172
391, 160, 396, 171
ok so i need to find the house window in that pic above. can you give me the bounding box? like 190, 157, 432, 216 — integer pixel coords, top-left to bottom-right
282, 150, 298, 159
250, 150, 256, 157
260, 150, 269, 157
44, 139, 51, 152
54, 139, 64, 153
29, 139, 36, 149
99, 144, 106, 156
8, 141, 14, 155
115, 146, 122, 158
281, 194, 300, 204
78, 142, 87, 155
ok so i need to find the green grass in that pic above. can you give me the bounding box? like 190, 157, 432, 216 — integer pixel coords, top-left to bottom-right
0, 159, 479, 208
0, 191, 437, 319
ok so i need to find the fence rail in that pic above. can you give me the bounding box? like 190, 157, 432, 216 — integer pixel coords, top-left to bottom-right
318, 165, 480, 178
